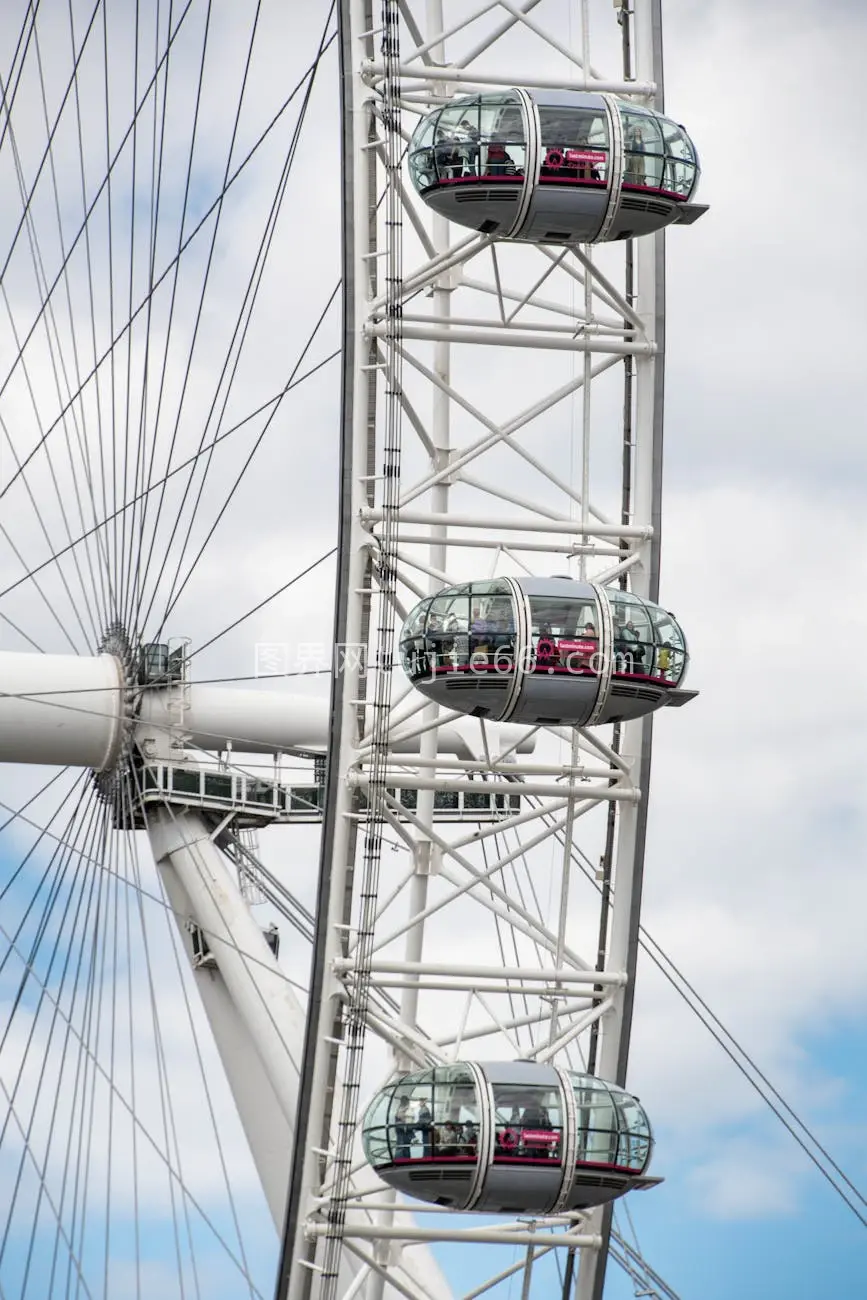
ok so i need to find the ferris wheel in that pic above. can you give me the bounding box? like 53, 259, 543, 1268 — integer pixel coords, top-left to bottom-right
0, 3, 707, 1300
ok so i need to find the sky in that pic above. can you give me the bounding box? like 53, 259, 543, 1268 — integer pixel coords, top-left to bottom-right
0, 1, 866, 1298
608, 0, 867, 1293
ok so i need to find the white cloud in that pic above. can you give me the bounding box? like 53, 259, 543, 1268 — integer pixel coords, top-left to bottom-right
687, 1137, 803, 1220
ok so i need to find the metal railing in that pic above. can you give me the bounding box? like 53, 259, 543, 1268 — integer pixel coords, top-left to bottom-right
137, 764, 522, 823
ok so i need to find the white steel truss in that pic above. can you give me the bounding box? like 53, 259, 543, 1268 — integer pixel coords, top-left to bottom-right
0, 3, 699, 1299
278, 3, 676, 1300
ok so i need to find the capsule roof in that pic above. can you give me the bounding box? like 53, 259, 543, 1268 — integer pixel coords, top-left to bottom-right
408, 88, 706, 244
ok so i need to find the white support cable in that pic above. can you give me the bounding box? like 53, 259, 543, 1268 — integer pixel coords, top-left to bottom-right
396, 0, 498, 67
0, 915, 265, 1294
341, 1240, 425, 1300
453, 0, 545, 68
0, 1076, 96, 1300
0, 793, 312, 995
0, 793, 106, 1298
456, 471, 576, 522
610, 1224, 682, 1300
371, 756, 617, 777
460, 1245, 556, 1300
537, 245, 645, 331
373, 231, 487, 309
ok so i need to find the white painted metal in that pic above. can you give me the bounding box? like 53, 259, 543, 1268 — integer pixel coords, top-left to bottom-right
154, 852, 294, 1227
148, 807, 450, 1300
576, 1, 666, 1295
309, 1224, 602, 1248
277, 2, 677, 1298
138, 686, 332, 756
351, 773, 637, 800
363, 62, 651, 96
0, 1, 681, 1296
368, 321, 650, 351
277, 2, 396, 1294
0, 651, 125, 767
364, 3, 454, 1292
333, 960, 625, 985
148, 809, 305, 1126
363, 510, 651, 536
0, 648, 531, 765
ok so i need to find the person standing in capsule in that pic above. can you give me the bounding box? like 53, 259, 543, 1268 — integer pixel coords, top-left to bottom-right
395, 1094, 413, 1159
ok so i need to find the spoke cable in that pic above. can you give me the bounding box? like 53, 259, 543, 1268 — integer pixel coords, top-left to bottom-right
128, 0, 277, 633
0, 910, 268, 1296
0, 785, 104, 1291
518, 784, 867, 1228
148, 269, 339, 640
0, 82, 105, 648
0, 28, 336, 509
0, 355, 338, 606
122, 0, 216, 632
120, 772, 258, 1298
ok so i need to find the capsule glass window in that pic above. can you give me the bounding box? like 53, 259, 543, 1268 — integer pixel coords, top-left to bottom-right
659, 118, 697, 197
469, 583, 513, 631
478, 94, 526, 178
463, 582, 513, 665
403, 598, 431, 641
571, 1075, 652, 1172
392, 1071, 436, 1160
538, 106, 610, 184
529, 595, 600, 639
400, 597, 432, 677
492, 1080, 563, 1162
645, 605, 686, 681
412, 111, 437, 151
362, 1085, 396, 1165
428, 588, 470, 632
409, 93, 526, 191
613, 1094, 652, 1171
429, 1065, 480, 1159
572, 1078, 619, 1165
643, 602, 687, 685
610, 592, 655, 678
363, 1067, 481, 1163
430, 1064, 479, 1125
620, 108, 665, 191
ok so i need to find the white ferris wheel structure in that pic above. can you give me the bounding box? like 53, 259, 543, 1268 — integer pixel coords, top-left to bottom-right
0, 3, 717, 1300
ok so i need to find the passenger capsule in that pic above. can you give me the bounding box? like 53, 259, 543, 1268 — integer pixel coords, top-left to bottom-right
362, 1061, 659, 1213
408, 90, 706, 243
400, 576, 695, 727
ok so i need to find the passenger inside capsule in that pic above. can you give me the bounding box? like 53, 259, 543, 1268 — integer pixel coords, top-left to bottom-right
492, 1082, 563, 1161
538, 105, 609, 185
529, 596, 600, 674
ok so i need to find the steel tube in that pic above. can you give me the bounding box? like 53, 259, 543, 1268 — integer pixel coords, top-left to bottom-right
0, 651, 125, 768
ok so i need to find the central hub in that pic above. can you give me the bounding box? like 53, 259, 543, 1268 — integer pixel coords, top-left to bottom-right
93, 622, 144, 816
